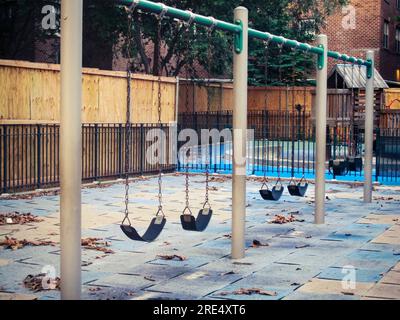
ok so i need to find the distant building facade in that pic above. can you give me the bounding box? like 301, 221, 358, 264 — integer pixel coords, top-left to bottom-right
323, 0, 400, 82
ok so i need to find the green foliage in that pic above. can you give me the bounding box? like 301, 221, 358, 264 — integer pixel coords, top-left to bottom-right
1, 0, 349, 84
125, 0, 349, 83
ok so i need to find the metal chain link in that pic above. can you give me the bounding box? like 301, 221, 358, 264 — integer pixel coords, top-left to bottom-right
156, 16, 164, 217
122, 5, 135, 226
204, 27, 214, 209
183, 17, 193, 215
262, 40, 270, 187
276, 45, 283, 180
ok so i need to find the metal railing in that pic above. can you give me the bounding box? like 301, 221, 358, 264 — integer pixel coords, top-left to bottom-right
0, 123, 175, 194
178, 111, 399, 183
376, 128, 400, 183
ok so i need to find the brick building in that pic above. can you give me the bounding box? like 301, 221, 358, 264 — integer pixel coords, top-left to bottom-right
323, 0, 400, 83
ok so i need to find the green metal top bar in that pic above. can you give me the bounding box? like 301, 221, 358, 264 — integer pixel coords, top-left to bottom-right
122, 0, 372, 67
121, 0, 241, 34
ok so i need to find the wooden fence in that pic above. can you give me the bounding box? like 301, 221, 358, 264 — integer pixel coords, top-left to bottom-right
178, 81, 314, 113
0, 59, 178, 124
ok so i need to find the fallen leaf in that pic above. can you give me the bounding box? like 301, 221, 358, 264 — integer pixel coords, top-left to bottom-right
270, 214, 299, 224
220, 288, 277, 296
0, 236, 55, 250
157, 254, 186, 261
81, 238, 114, 254
0, 212, 43, 225
251, 240, 269, 248
23, 274, 60, 292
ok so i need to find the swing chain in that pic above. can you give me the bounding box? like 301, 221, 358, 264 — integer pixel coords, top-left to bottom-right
129, 0, 140, 12
184, 10, 195, 28
184, 31, 192, 214
207, 17, 218, 35
123, 68, 132, 226
203, 28, 214, 209
156, 2, 168, 20
156, 16, 164, 217
262, 40, 270, 187
123, 6, 135, 226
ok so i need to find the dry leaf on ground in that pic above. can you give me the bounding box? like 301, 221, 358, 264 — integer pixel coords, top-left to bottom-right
269, 213, 304, 224
251, 240, 269, 248
23, 274, 60, 292
220, 288, 277, 296
0, 236, 55, 250
0, 212, 43, 225
81, 238, 114, 254
157, 254, 186, 261
269, 214, 298, 224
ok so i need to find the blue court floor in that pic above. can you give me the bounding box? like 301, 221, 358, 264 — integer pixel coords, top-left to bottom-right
0, 174, 400, 300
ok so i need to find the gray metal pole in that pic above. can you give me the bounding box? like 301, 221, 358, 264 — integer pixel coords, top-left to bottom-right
314, 35, 328, 224
231, 6, 248, 259
60, 0, 83, 300
364, 51, 375, 203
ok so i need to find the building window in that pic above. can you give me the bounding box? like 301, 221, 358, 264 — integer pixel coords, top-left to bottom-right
397, 0, 400, 10
383, 21, 390, 49
397, 27, 400, 53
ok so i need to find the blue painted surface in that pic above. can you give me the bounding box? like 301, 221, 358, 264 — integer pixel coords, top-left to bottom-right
318, 266, 383, 283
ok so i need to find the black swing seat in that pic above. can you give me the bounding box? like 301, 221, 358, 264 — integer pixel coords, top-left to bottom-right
347, 156, 363, 172
288, 183, 308, 197
259, 185, 284, 201
329, 159, 349, 176
180, 208, 213, 232
120, 215, 166, 242
287, 177, 309, 197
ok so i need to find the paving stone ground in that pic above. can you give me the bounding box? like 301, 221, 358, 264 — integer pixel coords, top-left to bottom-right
1, 174, 400, 300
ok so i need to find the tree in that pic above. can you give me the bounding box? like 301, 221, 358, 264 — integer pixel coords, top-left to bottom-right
0, 0, 349, 84
0, 0, 60, 61
125, 0, 348, 84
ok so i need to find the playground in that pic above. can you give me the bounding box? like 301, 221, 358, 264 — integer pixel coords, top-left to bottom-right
1, 175, 400, 300
1, 0, 400, 302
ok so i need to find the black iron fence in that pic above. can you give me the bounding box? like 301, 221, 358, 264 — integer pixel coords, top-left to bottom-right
0, 123, 175, 194
376, 128, 400, 183
2, 113, 399, 194
178, 110, 317, 177
178, 111, 399, 183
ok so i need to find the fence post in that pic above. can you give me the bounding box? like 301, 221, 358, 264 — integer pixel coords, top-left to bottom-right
37, 124, 41, 189
231, 6, 248, 260
60, 0, 83, 300
140, 124, 144, 175
60, 0, 82, 300
375, 128, 380, 182
118, 124, 123, 178
94, 124, 98, 180
364, 50, 375, 203
314, 34, 328, 225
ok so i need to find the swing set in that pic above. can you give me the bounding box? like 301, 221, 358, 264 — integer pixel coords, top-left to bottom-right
258, 41, 310, 201
59, 0, 376, 299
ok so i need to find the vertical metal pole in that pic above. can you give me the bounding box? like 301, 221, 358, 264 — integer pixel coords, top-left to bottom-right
60, 0, 83, 300
314, 35, 328, 224
175, 77, 180, 124
231, 6, 248, 259
364, 51, 375, 203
